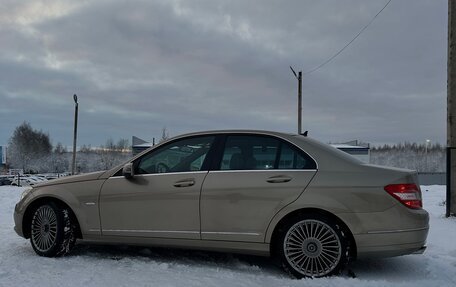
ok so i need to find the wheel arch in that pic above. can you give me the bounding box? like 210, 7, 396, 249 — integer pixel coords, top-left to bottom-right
268, 207, 357, 260
22, 196, 83, 240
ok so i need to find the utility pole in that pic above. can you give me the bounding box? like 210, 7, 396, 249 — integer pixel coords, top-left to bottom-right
71, 94, 79, 175
425, 139, 430, 172
447, 0, 456, 217
290, 66, 303, 134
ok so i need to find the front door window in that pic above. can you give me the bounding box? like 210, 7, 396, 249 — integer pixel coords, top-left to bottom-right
136, 136, 215, 174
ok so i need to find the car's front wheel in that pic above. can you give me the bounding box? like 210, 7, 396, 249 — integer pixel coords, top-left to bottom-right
30, 202, 76, 257
276, 214, 350, 278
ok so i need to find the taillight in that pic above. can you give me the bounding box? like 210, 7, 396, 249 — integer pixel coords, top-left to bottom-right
384, 184, 422, 209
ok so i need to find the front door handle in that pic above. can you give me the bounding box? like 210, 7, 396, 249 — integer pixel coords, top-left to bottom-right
173, 179, 195, 187
266, 175, 292, 183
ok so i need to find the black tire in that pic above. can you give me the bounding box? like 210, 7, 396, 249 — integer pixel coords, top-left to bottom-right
274, 214, 351, 278
30, 202, 76, 257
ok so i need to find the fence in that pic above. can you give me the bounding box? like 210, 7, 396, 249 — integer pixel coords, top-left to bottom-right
418, 172, 446, 185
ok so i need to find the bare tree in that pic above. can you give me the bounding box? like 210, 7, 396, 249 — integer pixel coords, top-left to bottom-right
98, 138, 115, 170
97, 138, 130, 170
159, 127, 170, 143
54, 142, 67, 154
50, 142, 69, 173
116, 138, 130, 152
8, 122, 52, 173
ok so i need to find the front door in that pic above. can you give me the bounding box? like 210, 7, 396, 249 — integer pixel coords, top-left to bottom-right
99, 135, 215, 239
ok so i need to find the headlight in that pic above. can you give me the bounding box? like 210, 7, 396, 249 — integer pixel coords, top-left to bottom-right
20, 187, 33, 201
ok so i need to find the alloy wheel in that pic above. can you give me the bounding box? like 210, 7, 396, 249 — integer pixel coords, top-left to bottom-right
283, 219, 342, 277
31, 205, 58, 253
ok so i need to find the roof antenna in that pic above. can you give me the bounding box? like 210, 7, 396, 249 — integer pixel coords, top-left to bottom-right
301, 131, 308, 137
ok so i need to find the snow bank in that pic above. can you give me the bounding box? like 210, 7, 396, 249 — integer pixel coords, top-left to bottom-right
0, 186, 455, 287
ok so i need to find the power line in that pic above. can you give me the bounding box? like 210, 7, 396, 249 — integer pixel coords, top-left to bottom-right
303, 0, 393, 75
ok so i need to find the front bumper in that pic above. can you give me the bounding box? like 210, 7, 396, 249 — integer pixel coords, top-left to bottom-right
413, 245, 427, 254
14, 203, 25, 238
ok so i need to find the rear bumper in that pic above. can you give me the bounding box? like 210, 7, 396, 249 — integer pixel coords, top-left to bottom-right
355, 227, 429, 258
336, 202, 429, 259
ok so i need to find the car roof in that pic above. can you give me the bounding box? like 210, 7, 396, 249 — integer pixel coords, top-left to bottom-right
173, 129, 296, 138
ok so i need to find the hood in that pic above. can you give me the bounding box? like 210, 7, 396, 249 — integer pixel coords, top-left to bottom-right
33, 171, 106, 187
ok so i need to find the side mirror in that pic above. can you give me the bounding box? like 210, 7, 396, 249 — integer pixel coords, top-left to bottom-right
122, 163, 134, 179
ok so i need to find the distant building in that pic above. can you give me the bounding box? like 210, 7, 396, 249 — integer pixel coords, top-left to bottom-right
331, 140, 370, 163
132, 136, 154, 155
0, 146, 6, 171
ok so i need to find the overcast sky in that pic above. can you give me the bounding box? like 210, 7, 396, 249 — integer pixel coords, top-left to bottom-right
0, 0, 447, 147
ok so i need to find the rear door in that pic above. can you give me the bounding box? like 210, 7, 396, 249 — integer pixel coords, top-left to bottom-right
200, 134, 317, 242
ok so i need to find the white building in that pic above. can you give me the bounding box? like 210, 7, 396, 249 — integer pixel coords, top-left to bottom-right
0, 146, 6, 169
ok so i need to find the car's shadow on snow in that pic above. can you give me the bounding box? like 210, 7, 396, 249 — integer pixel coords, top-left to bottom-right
349, 256, 431, 280
70, 243, 286, 277
68, 243, 431, 280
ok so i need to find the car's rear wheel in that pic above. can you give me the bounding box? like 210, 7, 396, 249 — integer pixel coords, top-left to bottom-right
276, 214, 350, 278
30, 202, 76, 257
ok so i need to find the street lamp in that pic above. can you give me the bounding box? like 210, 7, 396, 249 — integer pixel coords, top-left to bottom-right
71, 94, 78, 175
290, 66, 303, 134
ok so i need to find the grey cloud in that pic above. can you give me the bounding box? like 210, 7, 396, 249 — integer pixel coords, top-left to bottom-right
0, 0, 447, 147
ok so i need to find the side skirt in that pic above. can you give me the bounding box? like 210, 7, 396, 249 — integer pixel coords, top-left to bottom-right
79, 235, 270, 257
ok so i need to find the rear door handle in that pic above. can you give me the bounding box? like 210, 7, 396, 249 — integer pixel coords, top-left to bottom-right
173, 179, 195, 187
266, 176, 292, 183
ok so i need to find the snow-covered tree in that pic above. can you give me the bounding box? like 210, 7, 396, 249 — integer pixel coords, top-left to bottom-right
8, 122, 52, 173
370, 143, 445, 172
159, 127, 170, 143
116, 138, 130, 152
50, 142, 69, 173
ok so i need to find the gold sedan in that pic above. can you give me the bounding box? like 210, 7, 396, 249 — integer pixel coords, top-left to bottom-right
14, 130, 429, 278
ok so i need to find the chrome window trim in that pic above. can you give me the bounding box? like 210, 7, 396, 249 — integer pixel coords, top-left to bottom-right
109, 171, 208, 179
135, 171, 208, 177
106, 131, 318, 177
108, 132, 318, 177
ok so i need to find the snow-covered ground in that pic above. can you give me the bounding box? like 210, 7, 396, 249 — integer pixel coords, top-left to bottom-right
0, 185, 455, 287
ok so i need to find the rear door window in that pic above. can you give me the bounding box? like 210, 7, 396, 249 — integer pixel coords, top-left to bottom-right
219, 135, 316, 170
220, 136, 279, 170
278, 142, 316, 169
